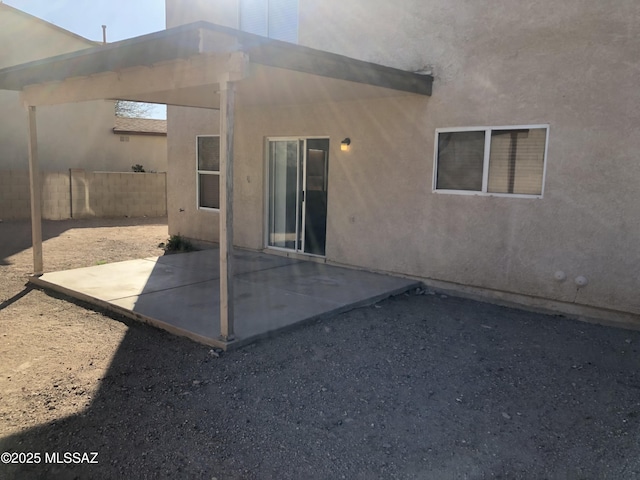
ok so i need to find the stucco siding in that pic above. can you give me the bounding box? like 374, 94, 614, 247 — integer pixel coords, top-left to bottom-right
167, 106, 221, 241
0, 5, 168, 174
227, 96, 640, 319
0, 6, 93, 68
0, 91, 27, 166
1, 98, 167, 173
301, 0, 640, 320
164, 0, 640, 322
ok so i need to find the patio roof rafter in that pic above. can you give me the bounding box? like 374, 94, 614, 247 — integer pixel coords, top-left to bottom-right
19, 54, 231, 108
2, 22, 432, 111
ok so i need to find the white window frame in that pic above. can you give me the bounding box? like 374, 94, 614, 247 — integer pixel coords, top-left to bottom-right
432, 124, 550, 199
196, 135, 220, 212
238, 0, 299, 43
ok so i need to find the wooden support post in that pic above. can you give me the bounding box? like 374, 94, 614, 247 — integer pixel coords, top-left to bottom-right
26, 106, 43, 275
218, 81, 236, 341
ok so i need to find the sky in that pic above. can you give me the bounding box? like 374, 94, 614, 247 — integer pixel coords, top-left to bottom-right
4, 0, 167, 117
4, 0, 166, 42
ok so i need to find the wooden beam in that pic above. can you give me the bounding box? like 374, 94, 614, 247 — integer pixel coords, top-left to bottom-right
26, 106, 43, 275
0, 24, 205, 90
245, 41, 433, 96
20, 55, 228, 107
218, 80, 236, 342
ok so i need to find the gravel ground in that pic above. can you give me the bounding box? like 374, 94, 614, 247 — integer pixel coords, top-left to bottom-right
1, 217, 640, 479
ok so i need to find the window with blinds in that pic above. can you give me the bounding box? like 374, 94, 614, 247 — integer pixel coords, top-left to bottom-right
197, 136, 220, 210
434, 125, 548, 197
239, 0, 298, 43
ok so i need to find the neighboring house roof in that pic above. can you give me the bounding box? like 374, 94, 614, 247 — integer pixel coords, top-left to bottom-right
113, 117, 167, 136
0, 2, 98, 47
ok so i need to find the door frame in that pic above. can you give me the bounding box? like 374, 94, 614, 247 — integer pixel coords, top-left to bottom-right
263, 136, 330, 258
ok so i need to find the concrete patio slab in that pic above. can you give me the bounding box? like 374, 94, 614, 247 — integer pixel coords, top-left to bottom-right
34, 258, 215, 301
30, 249, 420, 349
148, 248, 298, 275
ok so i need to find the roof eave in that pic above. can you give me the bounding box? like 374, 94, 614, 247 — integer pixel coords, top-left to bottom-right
0, 21, 433, 97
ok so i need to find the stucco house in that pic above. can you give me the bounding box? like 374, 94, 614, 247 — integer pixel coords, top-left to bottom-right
162, 0, 640, 327
0, 0, 637, 334
0, 2, 167, 173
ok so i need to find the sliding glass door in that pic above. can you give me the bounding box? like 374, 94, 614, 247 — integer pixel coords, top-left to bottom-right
267, 138, 329, 256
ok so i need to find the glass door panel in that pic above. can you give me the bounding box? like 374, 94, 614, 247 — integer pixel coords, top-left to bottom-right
268, 140, 299, 249
303, 139, 329, 255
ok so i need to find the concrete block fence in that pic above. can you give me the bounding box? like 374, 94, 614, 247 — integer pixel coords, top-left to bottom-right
0, 169, 166, 220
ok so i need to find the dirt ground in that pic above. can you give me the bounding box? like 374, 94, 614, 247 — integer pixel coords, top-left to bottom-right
1, 217, 640, 479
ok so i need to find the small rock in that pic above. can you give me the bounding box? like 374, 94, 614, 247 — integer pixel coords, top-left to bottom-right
440, 294, 448, 299
208, 350, 220, 358
502, 412, 511, 420
625, 339, 632, 344
192, 380, 201, 386
382, 443, 392, 449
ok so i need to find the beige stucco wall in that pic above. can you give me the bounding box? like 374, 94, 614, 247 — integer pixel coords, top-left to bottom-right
0, 6, 94, 68
166, 107, 220, 240
1, 97, 167, 172
165, 0, 640, 324
0, 6, 168, 174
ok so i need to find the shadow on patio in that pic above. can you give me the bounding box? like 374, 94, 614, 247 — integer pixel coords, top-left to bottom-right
30, 249, 420, 349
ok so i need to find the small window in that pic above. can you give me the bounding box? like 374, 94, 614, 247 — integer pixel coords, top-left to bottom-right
197, 136, 220, 210
239, 0, 298, 43
434, 125, 549, 197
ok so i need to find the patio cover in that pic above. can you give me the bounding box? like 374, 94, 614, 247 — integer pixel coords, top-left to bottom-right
0, 21, 433, 341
